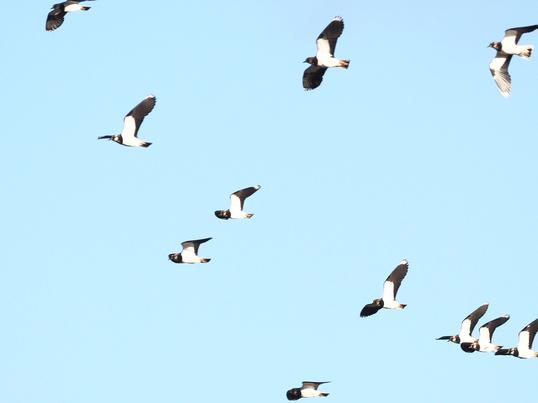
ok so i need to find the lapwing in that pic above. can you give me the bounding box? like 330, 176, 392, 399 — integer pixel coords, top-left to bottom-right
46, 0, 94, 32
460, 315, 510, 353
286, 382, 330, 400
98, 95, 156, 148
489, 25, 538, 97
214, 185, 261, 220
437, 303, 489, 351
303, 17, 350, 90
168, 238, 212, 264
360, 259, 408, 318
495, 318, 538, 359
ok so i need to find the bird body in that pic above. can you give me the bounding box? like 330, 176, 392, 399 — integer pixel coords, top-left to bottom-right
303, 17, 349, 90
168, 238, 212, 264
98, 95, 156, 148
286, 382, 329, 401
215, 185, 261, 219
460, 315, 510, 353
496, 318, 538, 359
46, 0, 94, 31
360, 259, 408, 318
437, 303, 489, 349
489, 25, 538, 97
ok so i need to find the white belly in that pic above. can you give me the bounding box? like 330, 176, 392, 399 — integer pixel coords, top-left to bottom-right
317, 56, 341, 68
302, 389, 323, 398
229, 210, 248, 219
65, 4, 85, 12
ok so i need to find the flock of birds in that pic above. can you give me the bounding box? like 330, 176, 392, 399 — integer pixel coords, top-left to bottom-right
43, 1, 537, 400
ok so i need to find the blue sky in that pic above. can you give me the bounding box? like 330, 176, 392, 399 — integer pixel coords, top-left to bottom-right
1, 1, 538, 402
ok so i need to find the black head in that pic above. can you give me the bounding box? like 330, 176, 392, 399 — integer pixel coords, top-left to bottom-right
303, 57, 317, 65
286, 388, 302, 401
495, 347, 517, 356
436, 335, 460, 344
488, 41, 502, 50
460, 342, 478, 353
97, 135, 121, 143
168, 253, 182, 263
214, 210, 231, 220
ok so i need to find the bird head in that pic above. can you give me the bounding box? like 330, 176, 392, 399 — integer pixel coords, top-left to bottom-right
436, 335, 460, 344
97, 135, 120, 143
168, 253, 181, 263
460, 342, 478, 353
373, 298, 384, 307
286, 389, 301, 401
303, 57, 317, 65
214, 210, 230, 220
488, 42, 502, 50
495, 347, 516, 356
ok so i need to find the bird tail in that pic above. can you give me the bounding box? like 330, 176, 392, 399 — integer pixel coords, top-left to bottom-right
399, 303, 407, 309
140, 142, 152, 148
201, 258, 211, 263
522, 46, 533, 58
339, 60, 350, 69
320, 393, 329, 398
82, 6, 91, 11
246, 213, 254, 219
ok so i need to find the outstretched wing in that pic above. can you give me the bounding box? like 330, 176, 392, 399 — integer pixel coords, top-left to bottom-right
518, 318, 538, 350
316, 17, 344, 58
230, 185, 261, 211
303, 65, 327, 90
503, 25, 538, 46
181, 237, 212, 256
489, 52, 512, 97
460, 303, 489, 337
302, 381, 329, 390
46, 8, 66, 31
383, 259, 408, 301
122, 95, 156, 139
479, 315, 510, 344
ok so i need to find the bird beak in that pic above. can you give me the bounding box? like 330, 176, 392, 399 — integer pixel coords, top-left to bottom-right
436, 336, 450, 341
97, 135, 113, 141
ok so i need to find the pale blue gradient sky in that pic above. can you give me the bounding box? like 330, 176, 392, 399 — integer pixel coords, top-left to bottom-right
1, 1, 538, 402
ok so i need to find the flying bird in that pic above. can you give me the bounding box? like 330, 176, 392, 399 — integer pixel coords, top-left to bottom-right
460, 315, 510, 353
495, 318, 538, 359
303, 17, 350, 90
168, 238, 212, 264
286, 382, 330, 400
360, 259, 408, 318
98, 95, 156, 148
214, 185, 261, 219
46, 0, 94, 32
488, 25, 538, 97
436, 303, 489, 351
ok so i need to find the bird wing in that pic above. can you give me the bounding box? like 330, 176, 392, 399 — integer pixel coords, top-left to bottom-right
518, 318, 538, 350
303, 65, 328, 90
460, 303, 489, 337
230, 186, 261, 211
121, 95, 156, 140
489, 52, 512, 98
360, 303, 382, 318
181, 237, 212, 256
316, 17, 344, 58
383, 260, 408, 300
46, 8, 66, 31
479, 315, 510, 343
302, 382, 329, 390
503, 25, 538, 46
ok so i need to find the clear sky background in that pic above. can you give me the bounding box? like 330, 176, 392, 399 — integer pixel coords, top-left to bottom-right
1, 1, 538, 402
